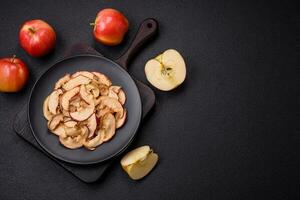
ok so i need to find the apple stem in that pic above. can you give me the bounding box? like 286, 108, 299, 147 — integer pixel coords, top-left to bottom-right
89, 22, 95, 26
12, 55, 16, 63
28, 27, 36, 33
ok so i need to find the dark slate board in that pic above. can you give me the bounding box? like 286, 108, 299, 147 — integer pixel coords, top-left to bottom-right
13, 43, 155, 183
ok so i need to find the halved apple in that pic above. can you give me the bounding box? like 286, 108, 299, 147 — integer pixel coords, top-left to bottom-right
92, 72, 112, 86
55, 74, 70, 89
62, 75, 91, 91
48, 89, 63, 114
145, 49, 186, 91
61, 87, 80, 111
121, 145, 158, 180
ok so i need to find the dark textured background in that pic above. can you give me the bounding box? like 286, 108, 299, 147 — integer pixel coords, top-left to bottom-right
0, 0, 298, 199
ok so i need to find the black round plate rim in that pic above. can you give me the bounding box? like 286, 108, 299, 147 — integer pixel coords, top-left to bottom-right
28, 54, 142, 165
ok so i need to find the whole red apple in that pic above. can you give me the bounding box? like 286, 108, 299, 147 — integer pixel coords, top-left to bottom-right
19, 19, 56, 57
92, 8, 129, 46
0, 56, 29, 92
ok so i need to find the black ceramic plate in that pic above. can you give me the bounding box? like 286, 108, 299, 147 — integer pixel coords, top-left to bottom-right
28, 54, 142, 164
28, 18, 158, 165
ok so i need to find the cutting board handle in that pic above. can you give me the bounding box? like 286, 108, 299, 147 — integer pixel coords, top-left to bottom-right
115, 18, 158, 70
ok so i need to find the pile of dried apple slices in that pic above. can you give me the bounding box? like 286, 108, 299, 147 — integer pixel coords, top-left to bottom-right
43, 71, 127, 150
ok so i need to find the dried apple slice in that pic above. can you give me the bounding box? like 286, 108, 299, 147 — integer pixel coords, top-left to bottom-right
62, 75, 91, 91
96, 106, 111, 119
92, 72, 112, 86
108, 87, 119, 99
70, 101, 95, 121
51, 125, 67, 138
61, 87, 80, 111
48, 89, 63, 114
48, 114, 63, 130
110, 86, 121, 93
86, 84, 100, 98
71, 71, 95, 79
43, 96, 53, 120
64, 126, 82, 137
54, 74, 70, 89
59, 136, 83, 149
118, 89, 126, 105
64, 120, 77, 128
100, 113, 116, 142
87, 113, 97, 138
79, 85, 93, 104
83, 129, 105, 150
99, 96, 124, 118
116, 109, 127, 128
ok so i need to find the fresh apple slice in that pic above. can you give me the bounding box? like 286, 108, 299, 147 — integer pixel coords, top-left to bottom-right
116, 108, 127, 128
61, 87, 80, 111
118, 89, 126, 105
62, 75, 91, 91
70, 101, 95, 121
48, 89, 63, 114
145, 49, 186, 91
51, 124, 67, 138
99, 113, 116, 142
99, 96, 124, 118
87, 113, 97, 138
43, 96, 53, 120
54, 74, 70, 89
71, 71, 95, 79
59, 136, 83, 149
121, 145, 158, 180
48, 114, 63, 130
92, 72, 112, 86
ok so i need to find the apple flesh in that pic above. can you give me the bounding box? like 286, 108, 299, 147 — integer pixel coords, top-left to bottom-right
19, 19, 56, 57
121, 146, 158, 180
0, 56, 29, 92
92, 8, 129, 46
145, 49, 186, 91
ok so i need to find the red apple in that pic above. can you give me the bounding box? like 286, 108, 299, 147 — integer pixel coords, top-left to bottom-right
0, 56, 29, 92
92, 8, 129, 46
19, 19, 56, 57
